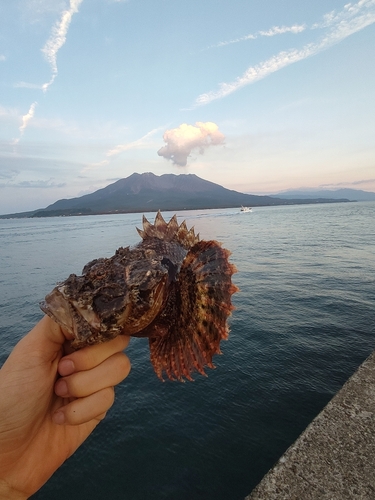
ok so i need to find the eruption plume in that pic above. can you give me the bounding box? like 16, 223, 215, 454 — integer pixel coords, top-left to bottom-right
157, 122, 225, 166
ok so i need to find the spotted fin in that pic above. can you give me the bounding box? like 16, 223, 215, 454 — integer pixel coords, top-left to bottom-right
147, 240, 238, 381
136, 210, 199, 250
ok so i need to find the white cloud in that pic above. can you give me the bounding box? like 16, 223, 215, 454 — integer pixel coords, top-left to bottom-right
0, 178, 66, 189
81, 127, 163, 172
41, 0, 84, 91
207, 24, 306, 49
313, 0, 375, 28
107, 127, 163, 157
81, 159, 110, 172
19, 102, 37, 135
0, 105, 19, 120
12, 102, 38, 144
0, 169, 19, 181
195, 0, 375, 106
14, 81, 44, 90
259, 25, 306, 36
19, 0, 67, 24
0, 55, 6, 62
157, 122, 225, 167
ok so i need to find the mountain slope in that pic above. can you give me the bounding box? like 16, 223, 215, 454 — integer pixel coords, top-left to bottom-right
0, 172, 351, 218
38, 172, 288, 214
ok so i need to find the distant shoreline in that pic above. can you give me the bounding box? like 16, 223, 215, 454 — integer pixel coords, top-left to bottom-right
0, 198, 353, 220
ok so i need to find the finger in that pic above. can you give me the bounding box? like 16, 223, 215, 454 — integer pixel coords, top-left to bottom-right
55, 352, 131, 398
18, 316, 66, 361
53, 387, 115, 426
58, 335, 131, 376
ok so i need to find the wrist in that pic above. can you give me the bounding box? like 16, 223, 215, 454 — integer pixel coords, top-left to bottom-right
0, 479, 27, 500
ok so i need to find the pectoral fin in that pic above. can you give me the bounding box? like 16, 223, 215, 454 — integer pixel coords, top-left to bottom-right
147, 240, 238, 381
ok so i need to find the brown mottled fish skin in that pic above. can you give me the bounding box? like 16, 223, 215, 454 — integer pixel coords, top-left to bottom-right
40, 211, 238, 381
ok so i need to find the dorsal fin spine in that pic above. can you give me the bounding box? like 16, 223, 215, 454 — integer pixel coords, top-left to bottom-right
138, 212, 198, 249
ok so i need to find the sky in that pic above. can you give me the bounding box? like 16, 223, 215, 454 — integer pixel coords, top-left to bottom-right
1, 0, 375, 214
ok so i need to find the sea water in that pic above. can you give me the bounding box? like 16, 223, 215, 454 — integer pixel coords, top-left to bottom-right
0, 202, 374, 500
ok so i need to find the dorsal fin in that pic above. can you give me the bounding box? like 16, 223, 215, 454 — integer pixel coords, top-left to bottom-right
136, 211, 199, 250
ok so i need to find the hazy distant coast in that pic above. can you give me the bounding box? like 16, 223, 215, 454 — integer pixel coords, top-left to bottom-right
0, 172, 357, 219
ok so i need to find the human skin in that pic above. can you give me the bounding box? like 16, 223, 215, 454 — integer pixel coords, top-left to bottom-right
0, 315, 131, 499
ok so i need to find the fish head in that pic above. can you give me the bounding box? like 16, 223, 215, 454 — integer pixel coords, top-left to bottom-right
40, 252, 173, 345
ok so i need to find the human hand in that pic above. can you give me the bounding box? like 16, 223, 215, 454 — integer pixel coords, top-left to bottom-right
0, 315, 131, 499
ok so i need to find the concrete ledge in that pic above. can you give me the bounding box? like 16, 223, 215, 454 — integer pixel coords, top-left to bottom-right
246, 351, 375, 499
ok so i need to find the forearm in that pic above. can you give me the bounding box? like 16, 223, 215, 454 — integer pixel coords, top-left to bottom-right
0, 479, 28, 500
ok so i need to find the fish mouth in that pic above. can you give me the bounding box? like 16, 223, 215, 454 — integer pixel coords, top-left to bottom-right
41, 277, 169, 340
119, 275, 168, 336
40, 286, 77, 337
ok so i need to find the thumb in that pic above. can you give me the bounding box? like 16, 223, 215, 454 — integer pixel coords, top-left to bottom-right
0, 315, 73, 388
18, 315, 74, 363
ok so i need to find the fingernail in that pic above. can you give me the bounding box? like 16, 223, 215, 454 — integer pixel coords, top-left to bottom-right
55, 379, 68, 397
59, 359, 75, 376
53, 411, 65, 425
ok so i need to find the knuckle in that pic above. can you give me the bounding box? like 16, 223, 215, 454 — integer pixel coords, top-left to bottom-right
66, 376, 81, 397
101, 387, 115, 409
78, 347, 97, 370
116, 352, 131, 375
96, 411, 108, 423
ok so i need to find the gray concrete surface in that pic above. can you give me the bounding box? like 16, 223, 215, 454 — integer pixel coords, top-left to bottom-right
246, 350, 375, 499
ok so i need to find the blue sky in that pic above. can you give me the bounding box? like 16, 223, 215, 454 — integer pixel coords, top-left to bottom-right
1, 0, 375, 214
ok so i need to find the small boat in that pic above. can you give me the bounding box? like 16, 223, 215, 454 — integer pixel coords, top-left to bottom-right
240, 206, 252, 213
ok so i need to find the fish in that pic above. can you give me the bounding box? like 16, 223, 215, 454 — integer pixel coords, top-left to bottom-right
40, 211, 238, 381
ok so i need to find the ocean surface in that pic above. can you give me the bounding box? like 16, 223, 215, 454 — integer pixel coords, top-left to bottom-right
0, 202, 374, 500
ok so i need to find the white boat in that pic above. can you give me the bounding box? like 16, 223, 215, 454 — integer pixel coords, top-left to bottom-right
240, 206, 252, 212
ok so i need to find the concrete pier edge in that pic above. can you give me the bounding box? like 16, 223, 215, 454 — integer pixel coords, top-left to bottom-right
245, 350, 375, 499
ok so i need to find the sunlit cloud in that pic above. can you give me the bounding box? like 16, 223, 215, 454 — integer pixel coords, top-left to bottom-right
157, 122, 225, 167
12, 102, 38, 145
41, 0, 84, 91
20, 102, 38, 134
195, 0, 375, 106
0, 55, 6, 62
